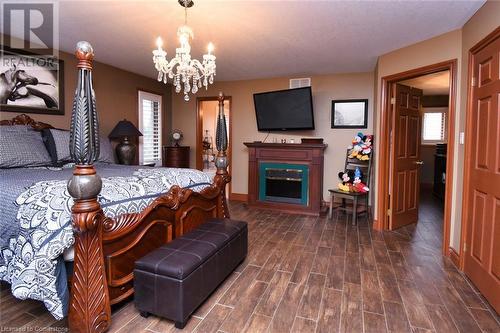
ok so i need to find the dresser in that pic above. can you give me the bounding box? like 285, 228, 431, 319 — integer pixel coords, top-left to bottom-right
163, 146, 190, 168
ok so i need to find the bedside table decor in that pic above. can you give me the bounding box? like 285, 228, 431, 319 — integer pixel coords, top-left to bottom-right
109, 119, 143, 165
170, 129, 184, 147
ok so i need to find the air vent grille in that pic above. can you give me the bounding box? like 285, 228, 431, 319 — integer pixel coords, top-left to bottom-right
289, 78, 311, 89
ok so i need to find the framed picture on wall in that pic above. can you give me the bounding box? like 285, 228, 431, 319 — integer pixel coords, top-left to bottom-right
331, 99, 368, 129
0, 46, 64, 115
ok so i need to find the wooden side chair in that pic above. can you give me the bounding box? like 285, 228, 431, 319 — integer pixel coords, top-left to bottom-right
328, 149, 372, 225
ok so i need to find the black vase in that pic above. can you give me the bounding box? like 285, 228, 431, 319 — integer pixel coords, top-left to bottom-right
116, 137, 136, 165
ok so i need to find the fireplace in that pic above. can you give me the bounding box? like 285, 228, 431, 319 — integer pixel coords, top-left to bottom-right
244, 142, 327, 215
259, 163, 309, 205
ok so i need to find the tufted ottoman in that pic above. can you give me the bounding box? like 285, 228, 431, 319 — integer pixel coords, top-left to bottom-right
134, 218, 248, 329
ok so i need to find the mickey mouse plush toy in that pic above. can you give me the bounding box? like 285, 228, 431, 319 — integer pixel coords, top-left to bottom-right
338, 169, 354, 192
352, 167, 369, 193
358, 135, 373, 161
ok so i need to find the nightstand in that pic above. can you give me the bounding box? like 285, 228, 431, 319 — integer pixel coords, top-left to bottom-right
163, 146, 190, 168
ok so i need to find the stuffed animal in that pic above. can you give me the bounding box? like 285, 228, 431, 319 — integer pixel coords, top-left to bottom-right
337, 170, 354, 192
348, 132, 364, 158
352, 167, 369, 193
348, 133, 373, 160
351, 132, 364, 146
361, 135, 373, 155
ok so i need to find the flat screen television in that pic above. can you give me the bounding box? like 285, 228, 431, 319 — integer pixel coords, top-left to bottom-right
253, 87, 314, 131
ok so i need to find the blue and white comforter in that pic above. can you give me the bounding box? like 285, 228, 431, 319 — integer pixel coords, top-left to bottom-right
0, 164, 212, 319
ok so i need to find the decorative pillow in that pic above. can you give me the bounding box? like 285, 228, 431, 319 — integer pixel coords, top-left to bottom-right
42, 128, 71, 164
99, 137, 115, 163
42, 129, 115, 164
0, 127, 52, 168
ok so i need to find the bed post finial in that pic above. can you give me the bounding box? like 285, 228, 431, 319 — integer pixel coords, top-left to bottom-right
67, 42, 111, 333
214, 92, 230, 217
69, 41, 100, 165
75, 41, 94, 69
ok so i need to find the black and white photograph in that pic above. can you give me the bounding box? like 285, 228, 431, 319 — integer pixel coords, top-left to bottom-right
331, 99, 368, 129
0, 48, 64, 115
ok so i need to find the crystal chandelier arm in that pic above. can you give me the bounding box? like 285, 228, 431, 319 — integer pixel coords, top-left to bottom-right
166, 57, 181, 72
190, 59, 207, 76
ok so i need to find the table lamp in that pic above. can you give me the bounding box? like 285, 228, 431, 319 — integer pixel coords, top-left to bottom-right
108, 119, 143, 165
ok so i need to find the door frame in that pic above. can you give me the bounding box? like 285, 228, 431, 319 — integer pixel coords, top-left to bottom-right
377, 59, 458, 258
459, 26, 500, 270
196, 96, 233, 194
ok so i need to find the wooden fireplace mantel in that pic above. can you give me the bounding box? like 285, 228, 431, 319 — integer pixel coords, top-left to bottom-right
244, 142, 327, 216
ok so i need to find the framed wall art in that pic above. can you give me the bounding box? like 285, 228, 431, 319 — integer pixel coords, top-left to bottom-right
0, 46, 64, 115
331, 99, 368, 129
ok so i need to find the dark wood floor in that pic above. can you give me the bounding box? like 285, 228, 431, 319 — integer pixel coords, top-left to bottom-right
1, 196, 499, 333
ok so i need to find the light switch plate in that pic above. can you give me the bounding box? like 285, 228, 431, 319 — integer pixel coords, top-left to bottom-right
459, 132, 465, 144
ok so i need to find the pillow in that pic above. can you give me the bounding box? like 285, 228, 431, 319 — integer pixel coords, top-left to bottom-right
0, 127, 53, 168
42, 128, 71, 164
98, 137, 115, 163
42, 129, 114, 164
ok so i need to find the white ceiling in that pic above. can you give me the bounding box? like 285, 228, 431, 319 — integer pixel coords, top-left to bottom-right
400, 71, 450, 95
4, 0, 485, 81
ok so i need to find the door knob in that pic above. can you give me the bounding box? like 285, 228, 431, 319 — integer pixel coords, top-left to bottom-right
414, 160, 424, 165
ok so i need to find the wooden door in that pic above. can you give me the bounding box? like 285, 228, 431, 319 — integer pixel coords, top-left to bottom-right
389, 84, 423, 229
463, 30, 500, 313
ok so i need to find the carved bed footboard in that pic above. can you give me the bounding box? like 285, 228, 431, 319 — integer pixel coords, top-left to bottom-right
66, 42, 230, 333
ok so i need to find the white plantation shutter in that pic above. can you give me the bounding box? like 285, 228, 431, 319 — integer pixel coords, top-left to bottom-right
422, 110, 446, 144
138, 91, 162, 165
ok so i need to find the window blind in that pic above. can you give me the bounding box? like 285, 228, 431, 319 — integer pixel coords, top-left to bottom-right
422, 112, 446, 143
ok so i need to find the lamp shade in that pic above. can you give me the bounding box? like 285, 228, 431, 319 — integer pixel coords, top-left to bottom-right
108, 119, 143, 138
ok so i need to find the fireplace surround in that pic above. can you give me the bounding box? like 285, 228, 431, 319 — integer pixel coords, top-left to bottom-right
259, 163, 309, 205
244, 142, 327, 215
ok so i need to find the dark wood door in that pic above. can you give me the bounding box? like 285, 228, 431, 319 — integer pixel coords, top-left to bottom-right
463, 30, 500, 313
389, 84, 423, 230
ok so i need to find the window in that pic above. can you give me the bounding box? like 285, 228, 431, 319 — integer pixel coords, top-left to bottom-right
138, 91, 162, 165
422, 110, 446, 144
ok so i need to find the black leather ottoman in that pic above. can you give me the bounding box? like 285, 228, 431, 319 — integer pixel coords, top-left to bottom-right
134, 218, 248, 329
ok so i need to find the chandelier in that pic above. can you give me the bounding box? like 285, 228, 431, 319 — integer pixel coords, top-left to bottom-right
152, 0, 216, 101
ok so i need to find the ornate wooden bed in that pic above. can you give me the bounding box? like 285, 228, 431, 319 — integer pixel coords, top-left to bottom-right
1, 42, 230, 333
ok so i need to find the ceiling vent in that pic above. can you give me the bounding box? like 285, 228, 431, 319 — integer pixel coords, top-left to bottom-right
289, 77, 311, 89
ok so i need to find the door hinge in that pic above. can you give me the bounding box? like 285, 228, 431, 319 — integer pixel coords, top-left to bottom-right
387, 209, 392, 216
390, 97, 396, 105
471, 77, 477, 87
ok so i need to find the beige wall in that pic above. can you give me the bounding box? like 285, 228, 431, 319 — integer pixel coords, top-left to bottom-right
172, 72, 375, 200
1, 36, 172, 148
374, 0, 500, 251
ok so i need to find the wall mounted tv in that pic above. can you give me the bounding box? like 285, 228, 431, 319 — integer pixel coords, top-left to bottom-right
253, 87, 315, 131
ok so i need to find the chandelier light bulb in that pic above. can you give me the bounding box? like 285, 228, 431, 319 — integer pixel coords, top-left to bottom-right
207, 42, 214, 55
156, 37, 163, 49
179, 34, 188, 46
